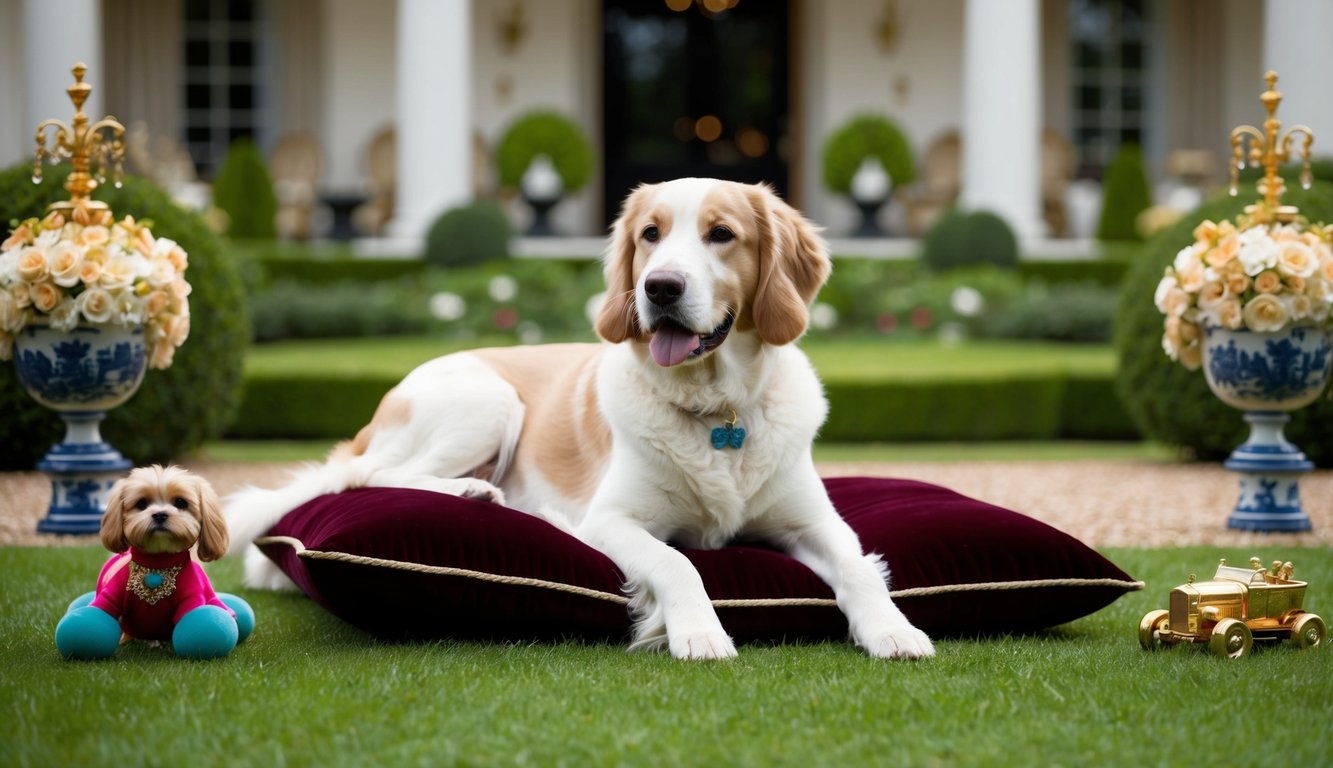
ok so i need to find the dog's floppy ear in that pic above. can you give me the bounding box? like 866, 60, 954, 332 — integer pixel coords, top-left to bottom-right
193, 477, 228, 563
595, 185, 651, 343
100, 476, 131, 553
747, 184, 831, 346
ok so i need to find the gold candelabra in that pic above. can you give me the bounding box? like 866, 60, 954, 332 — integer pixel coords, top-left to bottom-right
1228, 70, 1315, 222
31, 62, 125, 214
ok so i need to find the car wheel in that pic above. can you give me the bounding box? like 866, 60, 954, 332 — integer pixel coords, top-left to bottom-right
1291, 613, 1325, 650
1139, 610, 1170, 650
1210, 618, 1252, 659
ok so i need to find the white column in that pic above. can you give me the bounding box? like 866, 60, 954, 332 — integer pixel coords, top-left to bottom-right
390, 0, 473, 241
960, 0, 1045, 239
24, 0, 103, 151
1262, 0, 1333, 145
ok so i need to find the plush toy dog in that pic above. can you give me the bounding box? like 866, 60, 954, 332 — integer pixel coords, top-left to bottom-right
56, 465, 255, 660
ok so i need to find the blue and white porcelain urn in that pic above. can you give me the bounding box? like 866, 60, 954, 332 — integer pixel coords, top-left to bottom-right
1201, 324, 1333, 532
14, 323, 146, 534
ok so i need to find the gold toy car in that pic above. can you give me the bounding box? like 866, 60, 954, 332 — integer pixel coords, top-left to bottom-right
1139, 557, 1325, 658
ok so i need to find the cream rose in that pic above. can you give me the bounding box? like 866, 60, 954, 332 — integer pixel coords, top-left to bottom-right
1253, 270, 1282, 294
1241, 294, 1290, 332
80, 258, 103, 285
48, 241, 84, 288
1214, 297, 1244, 330
100, 255, 138, 288
78, 225, 110, 248
76, 287, 115, 324
1226, 272, 1251, 296
1276, 241, 1319, 278
1196, 280, 1229, 309
0, 291, 23, 333
148, 341, 176, 370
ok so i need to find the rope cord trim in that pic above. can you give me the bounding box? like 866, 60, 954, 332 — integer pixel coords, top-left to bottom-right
255, 535, 1144, 609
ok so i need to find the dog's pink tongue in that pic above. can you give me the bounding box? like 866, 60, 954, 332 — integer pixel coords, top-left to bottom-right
649, 325, 700, 367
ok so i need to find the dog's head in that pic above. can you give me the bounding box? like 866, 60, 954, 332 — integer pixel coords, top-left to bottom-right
595, 178, 829, 366
101, 465, 228, 561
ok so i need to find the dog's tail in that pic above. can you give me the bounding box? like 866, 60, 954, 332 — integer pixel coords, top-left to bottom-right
223, 459, 356, 558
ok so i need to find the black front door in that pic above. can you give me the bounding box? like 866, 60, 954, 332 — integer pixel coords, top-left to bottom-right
602, 0, 790, 226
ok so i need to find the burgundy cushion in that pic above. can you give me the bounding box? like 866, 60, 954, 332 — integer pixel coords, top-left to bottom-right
256, 476, 1142, 642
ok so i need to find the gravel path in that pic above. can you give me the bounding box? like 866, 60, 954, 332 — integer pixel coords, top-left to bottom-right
3, 459, 1330, 549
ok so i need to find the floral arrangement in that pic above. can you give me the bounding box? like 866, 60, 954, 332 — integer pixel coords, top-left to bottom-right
1155, 214, 1333, 369
0, 204, 191, 369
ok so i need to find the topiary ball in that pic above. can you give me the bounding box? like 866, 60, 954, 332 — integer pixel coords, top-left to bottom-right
1114, 180, 1333, 465
821, 114, 917, 195
422, 200, 514, 268
495, 111, 594, 195
217, 593, 256, 644
172, 605, 239, 660
921, 209, 1019, 272
56, 605, 122, 660
0, 164, 251, 469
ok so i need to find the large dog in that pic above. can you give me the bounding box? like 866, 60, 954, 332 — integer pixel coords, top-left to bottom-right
226, 178, 933, 660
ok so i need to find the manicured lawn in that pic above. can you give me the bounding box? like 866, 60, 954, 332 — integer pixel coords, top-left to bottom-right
3, 546, 1328, 766
244, 336, 1116, 381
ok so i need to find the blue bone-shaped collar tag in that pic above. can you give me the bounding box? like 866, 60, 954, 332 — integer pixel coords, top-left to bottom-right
711, 423, 746, 450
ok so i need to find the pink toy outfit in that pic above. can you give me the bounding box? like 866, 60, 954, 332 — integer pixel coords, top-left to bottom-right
89, 547, 233, 641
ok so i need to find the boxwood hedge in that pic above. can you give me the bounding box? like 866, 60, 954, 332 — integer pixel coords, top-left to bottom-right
0, 165, 250, 468
1114, 180, 1333, 465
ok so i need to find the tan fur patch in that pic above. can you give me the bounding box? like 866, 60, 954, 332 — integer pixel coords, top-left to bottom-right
470, 345, 610, 502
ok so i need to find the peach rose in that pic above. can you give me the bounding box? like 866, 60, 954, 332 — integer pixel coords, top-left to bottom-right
1193, 220, 1219, 244
1226, 272, 1251, 296
148, 341, 176, 370
1290, 293, 1312, 320
2, 224, 33, 251
17, 247, 49, 283
1286, 275, 1306, 294
11, 281, 31, 308
1241, 294, 1290, 332
1214, 297, 1244, 330
80, 258, 103, 285
78, 225, 110, 248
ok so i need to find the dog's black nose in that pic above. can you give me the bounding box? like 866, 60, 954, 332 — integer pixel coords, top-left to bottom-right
151, 511, 169, 524
644, 271, 686, 307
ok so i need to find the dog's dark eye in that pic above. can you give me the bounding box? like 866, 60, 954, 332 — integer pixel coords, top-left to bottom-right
642, 225, 660, 243
708, 226, 734, 244
135, 499, 149, 511
173, 497, 189, 510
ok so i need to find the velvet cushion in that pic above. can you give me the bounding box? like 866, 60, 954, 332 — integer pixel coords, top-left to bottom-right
255, 477, 1142, 643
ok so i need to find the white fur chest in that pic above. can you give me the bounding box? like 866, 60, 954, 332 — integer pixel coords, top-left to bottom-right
594, 343, 827, 548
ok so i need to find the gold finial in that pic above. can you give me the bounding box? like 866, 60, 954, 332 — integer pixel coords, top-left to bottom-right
1228, 70, 1315, 223
31, 62, 126, 213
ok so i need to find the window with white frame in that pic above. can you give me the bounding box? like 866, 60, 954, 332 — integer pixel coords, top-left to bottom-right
1068, 0, 1149, 178
182, 0, 270, 178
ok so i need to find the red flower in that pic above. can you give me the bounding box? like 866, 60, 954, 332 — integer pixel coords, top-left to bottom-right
876, 313, 898, 333
910, 306, 934, 330
493, 307, 519, 330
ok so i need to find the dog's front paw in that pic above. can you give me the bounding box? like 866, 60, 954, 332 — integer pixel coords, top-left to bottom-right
668, 630, 738, 661
862, 623, 935, 660
459, 479, 505, 506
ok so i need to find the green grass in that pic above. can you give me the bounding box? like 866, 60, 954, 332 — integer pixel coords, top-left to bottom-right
4, 546, 1330, 766
244, 336, 1115, 381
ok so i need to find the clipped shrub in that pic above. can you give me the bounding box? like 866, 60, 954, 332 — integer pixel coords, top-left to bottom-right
921, 209, 1019, 272
495, 111, 594, 194
1114, 180, 1333, 465
1096, 144, 1152, 242
982, 282, 1118, 343
250, 279, 430, 342
0, 164, 250, 468
212, 137, 278, 239
822, 114, 916, 194
422, 200, 514, 268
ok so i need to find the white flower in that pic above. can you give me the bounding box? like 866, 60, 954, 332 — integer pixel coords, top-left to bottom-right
48, 296, 80, 332
488, 275, 518, 303
1236, 226, 1278, 276
48, 240, 84, 288
809, 302, 839, 330
429, 291, 467, 321
949, 286, 985, 317
1154, 273, 1178, 313
1276, 240, 1319, 278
